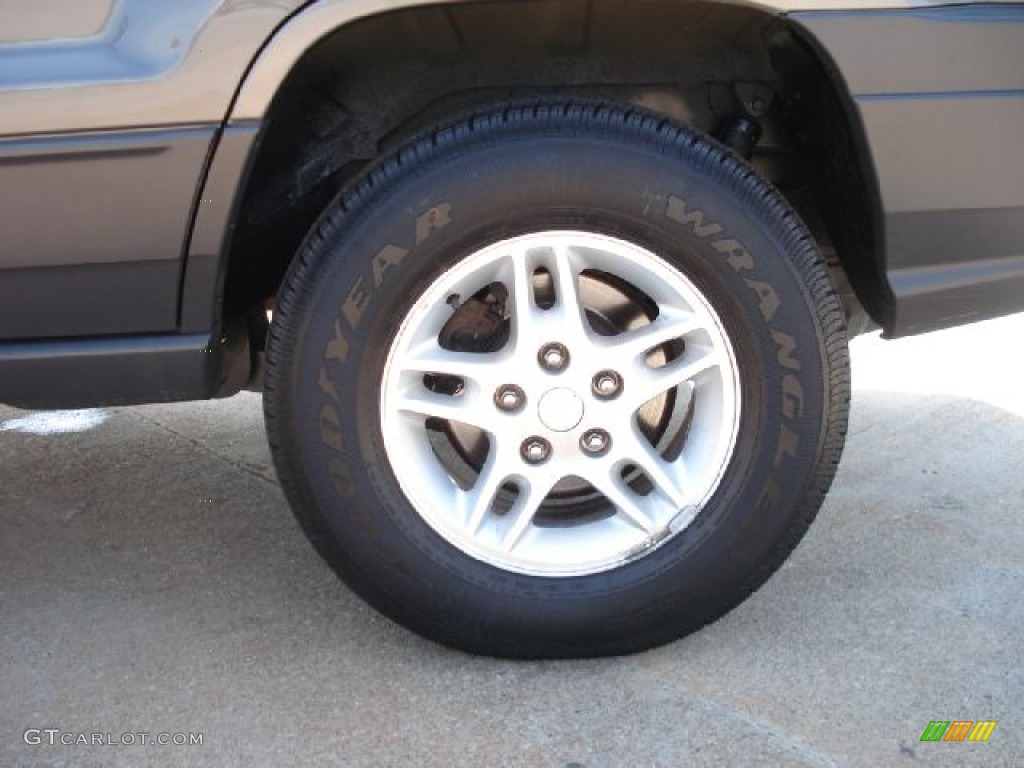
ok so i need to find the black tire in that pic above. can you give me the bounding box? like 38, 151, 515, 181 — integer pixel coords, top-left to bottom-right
264, 103, 849, 658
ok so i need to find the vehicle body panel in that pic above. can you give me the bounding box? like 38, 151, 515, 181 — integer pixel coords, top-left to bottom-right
793, 7, 1024, 333
179, 123, 262, 334
0, 0, 1022, 406
0, 334, 215, 408
0, 1, 1006, 136
0, 0, 304, 137
0, 0, 115, 45
0, 0, 297, 340
0, 127, 214, 338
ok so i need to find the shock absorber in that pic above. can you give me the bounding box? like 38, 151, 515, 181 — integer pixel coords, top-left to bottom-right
717, 115, 762, 161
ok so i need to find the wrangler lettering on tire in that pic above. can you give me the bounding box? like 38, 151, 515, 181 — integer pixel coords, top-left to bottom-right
264, 103, 850, 658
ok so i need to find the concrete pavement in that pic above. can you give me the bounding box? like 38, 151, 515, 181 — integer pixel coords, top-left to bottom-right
2, 315, 1022, 767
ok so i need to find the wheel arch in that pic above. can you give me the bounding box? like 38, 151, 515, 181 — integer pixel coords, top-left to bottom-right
195, 0, 889, 357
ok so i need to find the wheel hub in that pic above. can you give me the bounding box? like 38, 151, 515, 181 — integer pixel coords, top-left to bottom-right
537, 387, 584, 433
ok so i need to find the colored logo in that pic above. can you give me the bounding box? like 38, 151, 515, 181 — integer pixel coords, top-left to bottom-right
920, 720, 997, 742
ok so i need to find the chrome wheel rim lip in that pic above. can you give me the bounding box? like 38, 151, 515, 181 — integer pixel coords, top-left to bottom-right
380, 231, 741, 577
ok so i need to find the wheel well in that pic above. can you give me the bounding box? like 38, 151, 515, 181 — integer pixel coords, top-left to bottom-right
222, 0, 886, 335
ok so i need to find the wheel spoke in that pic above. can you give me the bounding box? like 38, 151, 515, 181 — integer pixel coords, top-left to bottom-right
393, 388, 490, 431
507, 243, 589, 355
547, 245, 590, 341
589, 470, 658, 535
398, 342, 501, 387
596, 309, 703, 360
461, 450, 509, 534
500, 475, 556, 552
509, 249, 540, 347
626, 348, 720, 409
622, 429, 690, 509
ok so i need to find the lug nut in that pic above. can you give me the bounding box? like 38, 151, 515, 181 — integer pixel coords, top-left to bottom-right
592, 370, 623, 399
494, 384, 526, 413
521, 436, 552, 465
538, 342, 570, 372
580, 428, 611, 456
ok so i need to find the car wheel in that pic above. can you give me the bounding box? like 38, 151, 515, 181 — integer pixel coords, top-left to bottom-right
264, 103, 849, 658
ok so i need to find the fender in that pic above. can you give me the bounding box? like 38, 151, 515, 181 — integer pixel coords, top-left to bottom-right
205, 0, 1024, 339
185, 0, 886, 334
227, 0, 964, 122
0, 0, 307, 138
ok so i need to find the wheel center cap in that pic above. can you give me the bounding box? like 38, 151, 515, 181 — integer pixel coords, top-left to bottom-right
537, 388, 585, 432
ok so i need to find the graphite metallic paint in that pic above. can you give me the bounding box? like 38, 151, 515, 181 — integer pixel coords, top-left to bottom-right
792, 6, 1024, 336
0, 0, 306, 137
0, 127, 217, 339
179, 123, 263, 334
0, 1, 115, 46
0, 2, 995, 138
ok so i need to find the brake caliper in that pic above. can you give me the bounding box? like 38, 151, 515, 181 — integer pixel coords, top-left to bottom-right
438, 283, 509, 353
